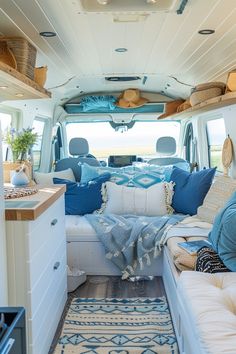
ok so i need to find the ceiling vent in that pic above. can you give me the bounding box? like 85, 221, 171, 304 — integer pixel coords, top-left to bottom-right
105, 76, 141, 82
80, 0, 179, 13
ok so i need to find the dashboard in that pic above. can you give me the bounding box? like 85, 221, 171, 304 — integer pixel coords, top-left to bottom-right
108, 155, 142, 167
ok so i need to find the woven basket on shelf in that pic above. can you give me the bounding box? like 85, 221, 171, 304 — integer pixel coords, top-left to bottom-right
0, 37, 36, 80
190, 87, 222, 106
34, 66, 47, 87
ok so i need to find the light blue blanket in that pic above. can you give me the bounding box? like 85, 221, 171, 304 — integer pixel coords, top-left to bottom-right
85, 213, 186, 279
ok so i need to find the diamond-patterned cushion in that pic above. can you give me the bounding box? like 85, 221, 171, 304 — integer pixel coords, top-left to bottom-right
132, 173, 162, 188
80, 162, 189, 188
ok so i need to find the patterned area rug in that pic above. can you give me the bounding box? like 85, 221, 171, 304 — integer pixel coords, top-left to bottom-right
53, 297, 178, 354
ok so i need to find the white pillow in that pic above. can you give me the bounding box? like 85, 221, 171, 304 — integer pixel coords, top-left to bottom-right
102, 181, 174, 216
34, 168, 75, 185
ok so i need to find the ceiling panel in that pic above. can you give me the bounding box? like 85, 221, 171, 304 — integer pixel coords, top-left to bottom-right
1, 0, 236, 99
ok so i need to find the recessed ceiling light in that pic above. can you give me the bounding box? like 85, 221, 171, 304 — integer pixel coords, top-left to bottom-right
198, 29, 215, 35
15, 93, 24, 97
39, 31, 56, 37
115, 48, 128, 53
0, 86, 8, 89
97, 0, 110, 4
146, 0, 157, 3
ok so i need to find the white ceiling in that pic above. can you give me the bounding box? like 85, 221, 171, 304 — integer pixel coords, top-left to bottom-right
1, 0, 236, 101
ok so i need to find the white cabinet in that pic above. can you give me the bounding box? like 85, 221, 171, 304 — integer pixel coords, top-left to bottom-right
6, 195, 67, 354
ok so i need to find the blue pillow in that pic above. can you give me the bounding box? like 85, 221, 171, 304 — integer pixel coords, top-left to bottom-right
80, 163, 100, 184
53, 173, 110, 215
208, 191, 236, 271
171, 167, 216, 215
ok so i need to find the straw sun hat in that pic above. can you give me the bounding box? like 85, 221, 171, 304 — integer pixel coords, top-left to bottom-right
222, 135, 233, 175
116, 89, 149, 108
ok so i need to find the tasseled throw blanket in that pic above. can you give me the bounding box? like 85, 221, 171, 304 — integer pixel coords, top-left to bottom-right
85, 213, 186, 279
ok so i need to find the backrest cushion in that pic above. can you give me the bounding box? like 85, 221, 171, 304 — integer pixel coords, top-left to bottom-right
69, 137, 89, 156
34, 168, 75, 185
197, 176, 236, 223
156, 136, 176, 156
102, 181, 174, 216
170, 167, 216, 215
208, 191, 236, 271
80, 162, 189, 186
53, 173, 110, 215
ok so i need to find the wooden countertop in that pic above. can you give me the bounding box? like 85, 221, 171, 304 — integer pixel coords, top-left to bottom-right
5, 185, 66, 221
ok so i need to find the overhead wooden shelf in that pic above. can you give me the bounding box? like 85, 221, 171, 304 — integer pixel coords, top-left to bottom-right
160, 92, 236, 120
0, 61, 51, 100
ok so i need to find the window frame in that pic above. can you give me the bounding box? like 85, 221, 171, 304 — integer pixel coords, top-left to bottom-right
205, 116, 226, 172
183, 122, 194, 163
0, 106, 21, 161
32, 116, 51, 171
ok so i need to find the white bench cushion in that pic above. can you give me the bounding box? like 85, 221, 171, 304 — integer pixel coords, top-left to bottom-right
178, 271, 236, 354
66, 215, 97, 241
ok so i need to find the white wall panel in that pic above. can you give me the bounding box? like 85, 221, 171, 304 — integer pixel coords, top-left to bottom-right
0, 121, 8, 305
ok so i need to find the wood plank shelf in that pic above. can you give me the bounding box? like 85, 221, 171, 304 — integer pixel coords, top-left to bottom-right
0, 61, 51, 100
160, 92, 236, 120
5, 185, 66, 220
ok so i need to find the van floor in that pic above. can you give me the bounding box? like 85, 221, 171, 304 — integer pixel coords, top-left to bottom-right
49, 275, 165, 353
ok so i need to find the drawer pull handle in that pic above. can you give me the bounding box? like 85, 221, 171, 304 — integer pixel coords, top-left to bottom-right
53, 261, 60, 270
51, 218, 58, 226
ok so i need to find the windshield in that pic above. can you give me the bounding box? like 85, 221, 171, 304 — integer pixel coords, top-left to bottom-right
66, 121, 180, 159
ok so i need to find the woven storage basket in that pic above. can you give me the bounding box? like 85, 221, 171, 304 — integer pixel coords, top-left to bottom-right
3, 161, 32, 183
0, 37, 36, 80
34, 66, 47, 87
190, 87, 222, 106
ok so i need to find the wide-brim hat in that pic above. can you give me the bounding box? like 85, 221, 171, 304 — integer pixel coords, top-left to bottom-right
222, 136, 233, 169
116, 89, 149, 108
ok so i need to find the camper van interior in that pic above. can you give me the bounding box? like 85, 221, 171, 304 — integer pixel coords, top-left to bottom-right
1, 0, 236, 353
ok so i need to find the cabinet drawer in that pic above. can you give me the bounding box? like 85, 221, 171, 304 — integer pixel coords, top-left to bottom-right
29, 239, 66, 317
28, 214, 65, 289
29, 267, 67, 352
27, 195, 65, 258
30, 278, 67, 354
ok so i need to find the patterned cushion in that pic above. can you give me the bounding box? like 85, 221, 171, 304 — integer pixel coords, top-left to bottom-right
81, 163, 175, 188
132, 173, 162, 188
197, 176, 236, 223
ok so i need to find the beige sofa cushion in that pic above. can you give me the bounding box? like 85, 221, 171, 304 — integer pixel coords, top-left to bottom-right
178, 272, 236, 354
197, 176, 236, 224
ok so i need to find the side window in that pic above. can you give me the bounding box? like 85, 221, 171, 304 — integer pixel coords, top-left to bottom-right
32, 118, 46, 171
0, 112, 13, 161
206, 118, 226, 172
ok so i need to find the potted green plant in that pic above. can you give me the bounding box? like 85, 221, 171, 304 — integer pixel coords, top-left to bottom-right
4, 127, 38, 162
3, 127, 38, 183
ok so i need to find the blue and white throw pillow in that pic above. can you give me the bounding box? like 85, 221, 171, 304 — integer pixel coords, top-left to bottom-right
80, 161, 189, 188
